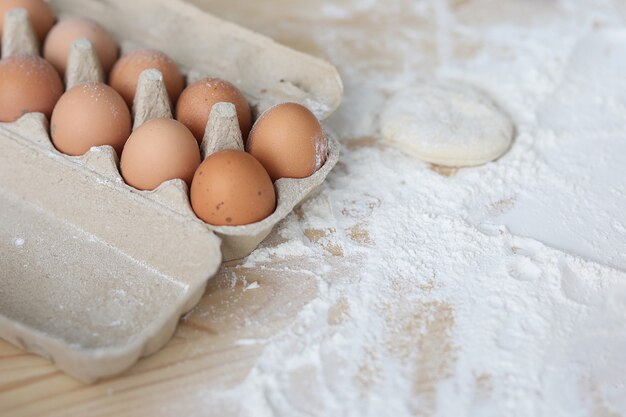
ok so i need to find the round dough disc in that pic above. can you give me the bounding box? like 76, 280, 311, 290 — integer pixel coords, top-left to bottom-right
380, 82, 514, 167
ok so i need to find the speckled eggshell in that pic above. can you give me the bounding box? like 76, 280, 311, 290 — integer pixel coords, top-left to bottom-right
0, 54, 63, 122
44, 18, 119, 76
246, 102, 328, 181
176, 77, 252, 143
50, 83, 131, 156
190, 150, 276, 226
109, 49, 184, 107
120, 118, 201, 191
0, 0, 54, 42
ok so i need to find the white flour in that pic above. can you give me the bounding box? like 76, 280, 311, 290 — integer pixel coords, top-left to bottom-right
177, 0, 626, 415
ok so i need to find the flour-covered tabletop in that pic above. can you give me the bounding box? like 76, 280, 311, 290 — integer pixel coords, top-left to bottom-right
2, 1, 625, 416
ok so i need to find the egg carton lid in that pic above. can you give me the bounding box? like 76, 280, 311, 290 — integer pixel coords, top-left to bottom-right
51, 0, 344, 120
0, 0, 343, 382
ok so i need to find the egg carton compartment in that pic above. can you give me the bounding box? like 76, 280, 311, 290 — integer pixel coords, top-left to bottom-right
0, 0, 342, 382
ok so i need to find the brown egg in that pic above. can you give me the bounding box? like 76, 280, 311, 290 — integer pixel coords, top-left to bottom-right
0, 54, 63, 122
43, 18, 118, 76
246, 103, 328, 181
0, 0, 54, 42
176, 77, 252, 143
109, 49, 184, 107
50, 83, 131, 156
120, 118, 200, 191
190, 150, 275, 226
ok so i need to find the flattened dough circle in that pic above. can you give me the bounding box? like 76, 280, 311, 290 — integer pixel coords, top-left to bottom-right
380, 82, 514, 167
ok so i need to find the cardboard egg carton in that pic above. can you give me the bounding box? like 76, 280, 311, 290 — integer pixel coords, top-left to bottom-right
0, 0, 342, 382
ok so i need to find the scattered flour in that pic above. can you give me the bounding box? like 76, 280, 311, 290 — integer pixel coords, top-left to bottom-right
244, 281, 260, 291
170, 0, 626, 415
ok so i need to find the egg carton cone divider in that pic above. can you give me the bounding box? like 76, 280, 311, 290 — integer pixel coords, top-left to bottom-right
66, 37, 105, 89
1, 8, 38, 58
0, 0, 343, 382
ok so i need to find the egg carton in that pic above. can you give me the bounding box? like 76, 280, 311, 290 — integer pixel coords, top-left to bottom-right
0, 0, 342, 383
